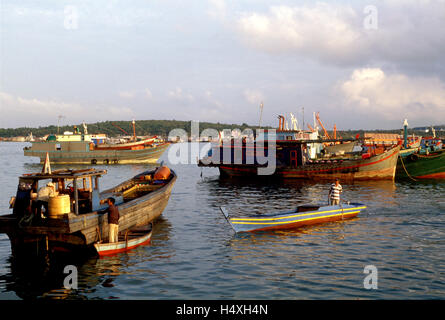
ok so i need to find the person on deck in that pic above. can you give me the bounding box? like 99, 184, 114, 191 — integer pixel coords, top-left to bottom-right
100, 197, 120, 243
329, 179, 342, 206
35, 182, 56, 218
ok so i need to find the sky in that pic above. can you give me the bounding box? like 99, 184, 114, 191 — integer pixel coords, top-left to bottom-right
1, 0, 445, 130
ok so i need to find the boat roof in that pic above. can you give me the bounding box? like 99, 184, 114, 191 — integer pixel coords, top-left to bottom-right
20, 168, 107, 180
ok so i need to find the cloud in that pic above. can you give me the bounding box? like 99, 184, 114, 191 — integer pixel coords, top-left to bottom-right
243, 89, 264, 105
233, 1, 445, 71
145, 88, 153, 99
118, 90, 136, 99
237, 4, 361, 63
207, 0, 227, 20
0, 91, 134, 128
338, 68, 445, 126
168, 87, 194, 102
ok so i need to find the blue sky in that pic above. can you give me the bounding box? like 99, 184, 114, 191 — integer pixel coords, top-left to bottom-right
1, 0, 445, 130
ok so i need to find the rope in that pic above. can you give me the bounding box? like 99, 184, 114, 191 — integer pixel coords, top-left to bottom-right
398, 154, 417, 182
418, 152, 443, 159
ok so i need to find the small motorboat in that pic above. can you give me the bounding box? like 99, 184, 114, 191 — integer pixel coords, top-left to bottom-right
94, 224, 153, 256
220, 203, 367, 233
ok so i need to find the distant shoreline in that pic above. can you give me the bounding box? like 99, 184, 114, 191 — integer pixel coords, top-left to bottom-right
0, 119, 444, 140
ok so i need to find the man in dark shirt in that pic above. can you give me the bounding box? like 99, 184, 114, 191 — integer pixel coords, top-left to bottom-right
100, 197, 120, 243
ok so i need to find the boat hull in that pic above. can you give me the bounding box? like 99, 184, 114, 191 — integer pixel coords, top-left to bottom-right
221, 203, 367, 233
24, 141, 170, 164
396, 149, 445, 179
214, 146, 400, 181
94, 228, 152, 256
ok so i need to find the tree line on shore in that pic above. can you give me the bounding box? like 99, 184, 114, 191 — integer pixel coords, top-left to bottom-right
0, 120, 443, 139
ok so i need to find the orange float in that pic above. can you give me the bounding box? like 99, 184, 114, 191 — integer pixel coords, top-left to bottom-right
153, 166, 171, 180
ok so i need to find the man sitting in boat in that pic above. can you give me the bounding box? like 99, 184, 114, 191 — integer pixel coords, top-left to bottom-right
329, 179, 342, 206
99, 197, 120, 243
34, 182, 57, 218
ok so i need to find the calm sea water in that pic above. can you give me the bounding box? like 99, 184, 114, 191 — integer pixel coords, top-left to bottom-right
0, 142, 444, 300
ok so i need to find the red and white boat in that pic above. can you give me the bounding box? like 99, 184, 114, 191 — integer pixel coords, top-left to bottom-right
94, 224, 153, 256
94, 136, 159, 150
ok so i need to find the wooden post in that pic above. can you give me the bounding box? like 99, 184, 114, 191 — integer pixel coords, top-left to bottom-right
74, 178, 79, 215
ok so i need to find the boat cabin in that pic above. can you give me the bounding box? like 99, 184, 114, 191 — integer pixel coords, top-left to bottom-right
12, 169, 114, 218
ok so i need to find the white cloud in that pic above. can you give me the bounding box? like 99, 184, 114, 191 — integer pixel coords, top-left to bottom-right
168, 87, 194, 102
207, 0, 227, 20
0, 91, 134, 128
118, 90, 136, 99
145, 88, 153, 99
234, 1, 445, 69
339, 68, 445, 126
237, 4, 360, 60
243, 89, 264, 105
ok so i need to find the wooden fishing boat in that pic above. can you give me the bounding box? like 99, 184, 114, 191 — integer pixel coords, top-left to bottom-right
199, 142, 400, 181
0, 158, 176, 259
220, 203, 367, 233
94, 224, 153, 256
23, 122, 169, 164
198, 115, 400, 181
24, 138, 170, 164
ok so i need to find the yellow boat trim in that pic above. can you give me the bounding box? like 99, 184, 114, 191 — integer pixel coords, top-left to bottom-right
231, 211, 361, 226
230, 206, 367, 222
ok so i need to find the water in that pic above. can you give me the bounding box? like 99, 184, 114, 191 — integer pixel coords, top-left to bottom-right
0, 142, 444, 300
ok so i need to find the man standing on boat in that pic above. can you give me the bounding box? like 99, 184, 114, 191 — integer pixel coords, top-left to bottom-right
35, 182, 57, 218
100, 197, 120, 243
329, 179, 342, 206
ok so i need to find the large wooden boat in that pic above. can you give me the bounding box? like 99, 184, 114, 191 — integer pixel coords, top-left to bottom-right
0, 163, 176, 259
220, 203, 367, 233
199, 139, 400, 181
198, 114, 400, 181
24, 139, 169, 164
23, 122, 169, 164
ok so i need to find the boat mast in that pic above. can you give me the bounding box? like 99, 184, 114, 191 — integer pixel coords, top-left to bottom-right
132, 119, 136, 141
258, 102, 263, 128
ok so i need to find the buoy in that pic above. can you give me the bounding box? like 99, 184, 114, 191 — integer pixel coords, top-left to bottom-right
153, 166, 171, 180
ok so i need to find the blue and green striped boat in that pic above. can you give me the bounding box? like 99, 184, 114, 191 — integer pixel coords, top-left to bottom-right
220, 203, 367, 233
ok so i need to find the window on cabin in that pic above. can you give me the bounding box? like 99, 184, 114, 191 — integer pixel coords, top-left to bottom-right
56, 143, 61, 150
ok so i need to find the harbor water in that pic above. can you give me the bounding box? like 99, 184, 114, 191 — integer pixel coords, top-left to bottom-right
0, 142, 444, 299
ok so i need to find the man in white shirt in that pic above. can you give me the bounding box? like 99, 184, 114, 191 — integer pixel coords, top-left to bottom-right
35, 182, 57, 217
329, 179, 342, 206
